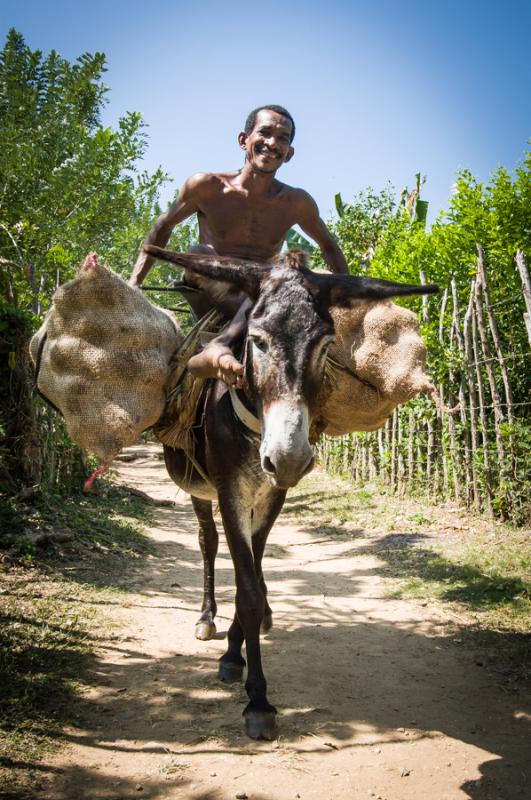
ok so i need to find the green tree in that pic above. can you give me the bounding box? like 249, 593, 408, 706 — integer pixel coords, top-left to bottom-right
330, 185, 396, 274
0, 29, 170, 313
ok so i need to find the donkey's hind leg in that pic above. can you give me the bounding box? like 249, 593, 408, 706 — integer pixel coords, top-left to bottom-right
219, 614, 246, 682
191, 496, 219, 641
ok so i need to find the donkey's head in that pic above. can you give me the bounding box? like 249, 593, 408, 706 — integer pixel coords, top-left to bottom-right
243, 256, 334, 487
144, 245, 438, 489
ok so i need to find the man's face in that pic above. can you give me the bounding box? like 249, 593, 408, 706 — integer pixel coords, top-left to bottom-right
239, 110, 294, 173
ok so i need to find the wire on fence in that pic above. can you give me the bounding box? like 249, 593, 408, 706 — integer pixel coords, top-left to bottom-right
451, 399, 531, 412
439, 350, 531, 368
465, 350, 531, 367
442, 294, 525, 319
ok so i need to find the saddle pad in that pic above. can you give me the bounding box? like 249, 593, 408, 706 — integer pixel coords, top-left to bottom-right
153, 309, 224, 482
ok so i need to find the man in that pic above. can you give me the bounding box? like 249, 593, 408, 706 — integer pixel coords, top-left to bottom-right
130, 105, 349, 385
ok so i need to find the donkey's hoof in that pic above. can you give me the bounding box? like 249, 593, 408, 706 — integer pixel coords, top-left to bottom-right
260, 613, 273, 634
244, 710, 278, 741
218, 660, 244, 682
195, 621, 216, 641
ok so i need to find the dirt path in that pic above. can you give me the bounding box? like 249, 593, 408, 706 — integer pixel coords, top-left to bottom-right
43, 445, 529, 800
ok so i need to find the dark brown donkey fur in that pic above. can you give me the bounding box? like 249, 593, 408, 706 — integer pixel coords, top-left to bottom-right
144, 244, 438, 740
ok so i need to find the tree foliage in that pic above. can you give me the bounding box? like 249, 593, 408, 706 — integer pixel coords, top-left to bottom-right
329, 149, 531, 392
0, 29, 171, 313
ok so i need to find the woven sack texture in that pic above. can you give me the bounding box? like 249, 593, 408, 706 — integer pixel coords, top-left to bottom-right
320, 299, 433, 435
30, 254, 182, 462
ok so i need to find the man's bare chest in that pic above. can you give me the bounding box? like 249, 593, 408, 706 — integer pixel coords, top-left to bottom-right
198, 191, 296, 241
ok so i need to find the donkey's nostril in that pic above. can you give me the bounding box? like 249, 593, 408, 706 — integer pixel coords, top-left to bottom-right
262, 456, 276, 474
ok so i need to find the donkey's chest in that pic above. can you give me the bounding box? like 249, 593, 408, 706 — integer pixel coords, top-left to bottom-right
235, 473, 281, 535
238, 469, 272, 502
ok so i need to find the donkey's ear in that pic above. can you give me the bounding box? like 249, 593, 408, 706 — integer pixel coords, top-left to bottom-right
143, 246, 269, 299
306, 272, 439, 306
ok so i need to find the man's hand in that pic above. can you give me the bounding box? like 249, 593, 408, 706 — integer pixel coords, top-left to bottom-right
188, 343, 245, 388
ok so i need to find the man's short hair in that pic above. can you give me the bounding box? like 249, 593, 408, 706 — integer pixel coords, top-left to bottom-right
244, 105, 296, 143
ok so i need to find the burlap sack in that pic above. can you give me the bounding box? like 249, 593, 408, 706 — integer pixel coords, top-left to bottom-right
30, 253, 182, 464
319, 299, 434, 435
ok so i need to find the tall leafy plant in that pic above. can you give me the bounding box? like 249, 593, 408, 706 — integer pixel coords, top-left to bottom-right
0, 29, 168, 314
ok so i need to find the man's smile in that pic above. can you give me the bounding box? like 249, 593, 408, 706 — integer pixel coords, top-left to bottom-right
256, 146, 281, 160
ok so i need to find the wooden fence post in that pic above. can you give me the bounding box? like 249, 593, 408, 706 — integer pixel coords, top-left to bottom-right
476, 245, 515, 425
471, 296, 494, 514
463, 283, 482, 509
474, 248, 506, 505
397, 408, 405, 495
369, 435, 377, 481
438, 287, 449, 496
515, 250, 531, 346
390, 409, 397, 492
407, 408, 415, 487
377, 427, 385, 480
448, 279, 465, 502
384, 416, 392, 488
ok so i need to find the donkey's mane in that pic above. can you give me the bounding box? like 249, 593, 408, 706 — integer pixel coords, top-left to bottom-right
276, 250, 311, 271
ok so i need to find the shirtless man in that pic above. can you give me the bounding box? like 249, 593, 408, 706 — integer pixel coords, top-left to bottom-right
130, 105, 349, 385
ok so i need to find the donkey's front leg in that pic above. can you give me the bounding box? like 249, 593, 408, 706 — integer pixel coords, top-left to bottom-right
234, 545, 277, 740
218, 499, 277, 740
252, 528, 274, 634
191, 496, 219, 641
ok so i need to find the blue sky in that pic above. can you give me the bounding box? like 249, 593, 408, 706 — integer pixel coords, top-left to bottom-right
2, 0, 530, 228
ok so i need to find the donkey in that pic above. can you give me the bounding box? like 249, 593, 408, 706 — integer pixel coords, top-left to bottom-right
145, 244, 438, 740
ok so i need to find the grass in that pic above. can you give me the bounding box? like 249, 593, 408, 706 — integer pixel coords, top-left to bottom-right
0, 480, 154, 797
1, 481, 153, 559
383, 539, 530, 631
382, 535, 531, 683
283, 482, 376, 524
0, 572, 100, 781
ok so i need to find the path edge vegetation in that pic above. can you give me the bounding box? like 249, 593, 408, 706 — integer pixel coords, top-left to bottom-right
0, 477, 154, 798
282, 471, 530, 679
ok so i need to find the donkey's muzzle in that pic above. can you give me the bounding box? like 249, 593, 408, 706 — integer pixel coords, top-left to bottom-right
260, 401, 314, 488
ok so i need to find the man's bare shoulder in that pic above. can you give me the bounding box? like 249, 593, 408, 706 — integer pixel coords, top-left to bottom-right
276, 182, 319, 212
182, 171, 240, 197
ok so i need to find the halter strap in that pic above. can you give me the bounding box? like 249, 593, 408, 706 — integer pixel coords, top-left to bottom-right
228, 386, 261, 435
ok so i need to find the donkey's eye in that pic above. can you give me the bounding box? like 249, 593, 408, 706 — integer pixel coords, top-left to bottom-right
252, 336, 269, 354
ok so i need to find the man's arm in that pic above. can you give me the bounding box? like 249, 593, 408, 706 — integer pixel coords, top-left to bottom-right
129, 175, 203, 287
295, 191, 349, 275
